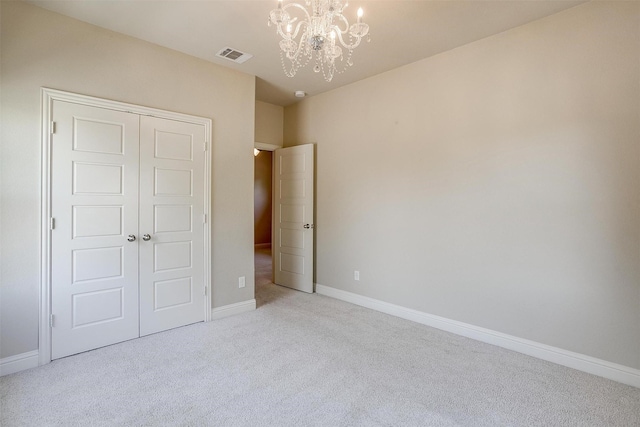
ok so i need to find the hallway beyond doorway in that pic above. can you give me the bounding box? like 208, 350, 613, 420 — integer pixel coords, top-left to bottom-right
255, 246, 282, 308
255, 246, 272, 288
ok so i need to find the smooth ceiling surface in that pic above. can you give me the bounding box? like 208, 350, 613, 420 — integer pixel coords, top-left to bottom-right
27, 0, 586, 106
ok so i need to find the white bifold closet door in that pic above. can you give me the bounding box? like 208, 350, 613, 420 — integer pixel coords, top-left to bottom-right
51, 101, 205, 359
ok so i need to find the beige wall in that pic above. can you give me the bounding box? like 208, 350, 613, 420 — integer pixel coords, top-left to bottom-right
0, 2, 256, 359
253, 101, 280, 246
285, 1, 640, 369
254, 151, 273, 245
255, 101, 284, 146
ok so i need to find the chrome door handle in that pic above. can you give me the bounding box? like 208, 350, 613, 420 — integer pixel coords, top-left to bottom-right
303, 224, 315, 229
127, 234, 136, 242
142, 234, 151, 241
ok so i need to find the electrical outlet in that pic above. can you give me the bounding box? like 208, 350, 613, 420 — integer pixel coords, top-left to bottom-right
354, 270, 360, 281
239, 276, 246, 288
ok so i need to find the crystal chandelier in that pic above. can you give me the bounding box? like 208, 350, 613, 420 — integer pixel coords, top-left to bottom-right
268, 0, 370, 82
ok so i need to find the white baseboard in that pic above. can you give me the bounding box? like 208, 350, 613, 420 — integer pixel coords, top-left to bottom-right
210, 299, 256, 320
0, 350, 39, 376
254, 243, 271, 249
316, 284, 640, 389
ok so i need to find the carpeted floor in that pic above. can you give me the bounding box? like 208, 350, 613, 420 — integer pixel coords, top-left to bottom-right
1, 247, 639, 426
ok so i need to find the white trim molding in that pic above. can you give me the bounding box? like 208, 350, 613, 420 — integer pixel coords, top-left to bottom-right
316, 284, 640, 389
211, 299, 256, 320
0, 351, 39, 376
255, 142, 281, 152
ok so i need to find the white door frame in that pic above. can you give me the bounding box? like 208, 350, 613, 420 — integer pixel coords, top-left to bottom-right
40, 88, 213, 365
254, 142, 281, 152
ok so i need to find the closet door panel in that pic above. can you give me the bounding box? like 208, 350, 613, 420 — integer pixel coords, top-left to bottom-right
139, 116, 206, 336
51, 101, 140, 359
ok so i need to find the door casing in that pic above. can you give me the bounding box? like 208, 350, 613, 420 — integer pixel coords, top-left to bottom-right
40, 88, 212, 365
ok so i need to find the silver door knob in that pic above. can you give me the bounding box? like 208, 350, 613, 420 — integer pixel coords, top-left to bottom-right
142, 234, 151, 241
127, 234, 136, 242
303, 224, 315, 229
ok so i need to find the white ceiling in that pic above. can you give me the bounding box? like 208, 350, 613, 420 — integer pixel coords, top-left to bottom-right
28, 0, 586, 106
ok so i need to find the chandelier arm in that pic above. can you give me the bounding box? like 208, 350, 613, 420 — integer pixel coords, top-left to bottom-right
282, 2, 312, 22
286, 29, 309, 63
339, 0, 349, 15
293, 32, 307, 60
275, 18, 307, 41
334, 15, 350, 34
333, 28, 348, 48
275, 17, 298, 39
275, 25, 287, 40
334, 29, 360, 50
291, 20, 307, 40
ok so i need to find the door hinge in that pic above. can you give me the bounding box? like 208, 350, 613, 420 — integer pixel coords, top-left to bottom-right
202, 214, 207, 224
203, 141, 207, 152
50, 217, 55, 230
50, 121, 56, 134
50, 314, 55, 328
204, 286, 207, 296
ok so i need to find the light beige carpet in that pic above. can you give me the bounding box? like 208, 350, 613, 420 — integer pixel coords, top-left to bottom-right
1, 248, 638, 426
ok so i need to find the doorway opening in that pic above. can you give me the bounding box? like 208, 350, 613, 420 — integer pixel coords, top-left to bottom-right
254, 148, 273, 296
254, 143, 316, 300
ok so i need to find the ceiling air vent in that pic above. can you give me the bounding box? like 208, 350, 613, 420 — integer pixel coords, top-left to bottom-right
216, 47, 253, 64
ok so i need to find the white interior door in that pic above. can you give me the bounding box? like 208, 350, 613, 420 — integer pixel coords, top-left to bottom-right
273, 144, 314, 293
138, 116, 206, 336
51, 101, 140, 359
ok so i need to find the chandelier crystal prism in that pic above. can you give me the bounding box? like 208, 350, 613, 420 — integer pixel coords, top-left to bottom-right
268, 0, 370, 82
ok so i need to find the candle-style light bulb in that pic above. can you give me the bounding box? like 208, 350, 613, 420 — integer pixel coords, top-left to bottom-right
357, 7, 363, 23
287, 23, 292, 34
278, 0, 283, 9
